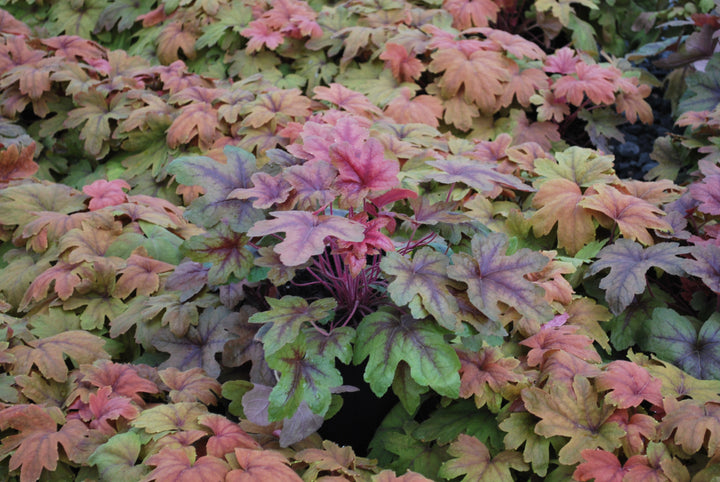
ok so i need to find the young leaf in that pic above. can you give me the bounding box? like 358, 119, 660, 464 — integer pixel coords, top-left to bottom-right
167, 145, 264, 231
588, 240, 690, 315
144, 447, 228, 482
87, 431, 148, 482
0, 404, 89, 482
114, 248, 175, 299
447, 232, 553, 323
521, 376, 625, 465
78, 360, 159, 406
198, 414, 260, 457
266, 333, 343, 420
74, 386, 139, 435
596, 360, 663, 409
249, 296, 337, 357
159, 367, 221, 405
499, 412, 551, 477
246, 211, 365, 266
380, 248, 462, 331
658, 399, 720, 456
573, 449, 627, 482
579, 184, 672, 245
227, 448, 302, 481
520, 325, 601, 368
0, 143, 38, 185
531, 178, 596, 255
456, 347, 523, 410
353, 308, 461, 399
131, 402, 207, 434
83, 179, 130, 211
328, 137, 400, 207
438, 434, 528, 482
10, 331, 110, 382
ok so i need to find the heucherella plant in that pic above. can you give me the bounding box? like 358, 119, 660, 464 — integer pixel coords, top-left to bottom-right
1, 0, 720, 480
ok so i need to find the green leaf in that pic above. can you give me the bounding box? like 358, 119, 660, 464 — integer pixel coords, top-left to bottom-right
266, 333, 343, 421
249, 296, 337, 357
64, 90, 132, 159
49, 0, 107, 37
181, 224, 253, 285
167, 145, 264, 231
304, 326, 355, 365
353, 308, 461, 399
222, 380, 253, 418
88, 431, 148, 482
679, 55, 720, 113
380, 247, 462, 331
642, 308, 720, 380
499, 412, 552, 477
413, 400, 504, 448
95, 0, 155, 32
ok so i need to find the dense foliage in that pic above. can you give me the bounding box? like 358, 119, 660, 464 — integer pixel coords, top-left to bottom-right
1, 0, 720, 480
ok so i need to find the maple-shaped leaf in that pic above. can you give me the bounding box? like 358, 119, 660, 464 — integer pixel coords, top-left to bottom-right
384, 88, 444, 128
0, 10, 31, 36
266, 333, 343, 420
227, 447, 302, 481
520, 325, 601, 368
522, 376, 625, 465
596, 360, 663, 409
247, 211, 365, 266
114, 248, 175, 299
64, 89, 132, 159
157, 20, 200, 64
281, 161, 338, 210
153, 306, 241, 378
499, 412, 551, 477
579, 184, 672, 245
624, 441, 691, 482
313, 83, 383, 117
533, 146, 617, 187
685, 244, 720, 294
295, 440, 376, 480
380, 248, 463, 331
328, 137, 400, 207
607, 409, 657, 457
426, 155, 532, 195
0, 404, 89, 482
167, 145, 264, 232
198, 414, 259, 458
228, 172, 292, 209
588, 240, 690, 315
242, 89, 311, 128
0, 143, 37, 185
438, 434, 528, 482
353, 308, 461, 399
78, 360, 159, 406
249, 296, 337, 357
379, 43, 424, 82
447, 232, 553, 322
74, 386, 139, 435
531, 178, 596, 255
640, 308, 720, 380
0, 181, 87, 227
181, 224, 253, 285
82, 179, 130, 211
10, 331, 110, 382
88, 431, 148, 482
131, 402, 208, 434
428, 48, 511, 112
573, 449, 627, 482
658, 399, 720, 456
144, 447, 229, 482
20, 260, 84, 309
457, 347, 523, 410
167, 103, 220, 151
159, 367, 221, 405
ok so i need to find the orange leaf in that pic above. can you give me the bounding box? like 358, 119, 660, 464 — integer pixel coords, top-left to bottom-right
429, 47, 510, 112
384, 88, 443, 128
157, 21, 199, 64
579, 184, 672, 245
379, 43, 424, 82
227, 448, 302, 481
0, 405, 89, 482
159, 367, 221, 405
438, 434, 528, 481
198, 414, 260, 458
457, 347, 522, 408
520, 325, 601, 368
144, 447, 229, 482
0, 143, 37, 185
113, 248, 175, 299
573, 449, 627, 482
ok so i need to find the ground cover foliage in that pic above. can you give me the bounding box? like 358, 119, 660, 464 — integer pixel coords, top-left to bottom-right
0, 0, 720, 480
